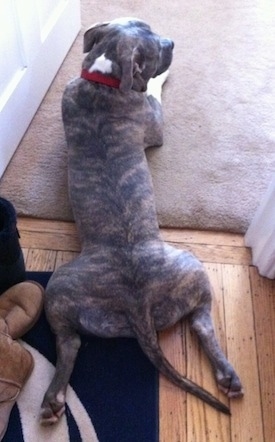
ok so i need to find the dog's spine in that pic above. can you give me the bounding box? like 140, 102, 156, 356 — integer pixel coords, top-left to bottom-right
128, 307, 230, 415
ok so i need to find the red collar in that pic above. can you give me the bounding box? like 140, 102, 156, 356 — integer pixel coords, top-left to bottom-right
81, 69, 120, 89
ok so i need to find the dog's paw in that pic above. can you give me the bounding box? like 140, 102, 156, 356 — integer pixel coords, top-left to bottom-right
216, 368, 244, 398
40, 392, 66, 426
157, 69, 170, 86
147, 70, 169, 103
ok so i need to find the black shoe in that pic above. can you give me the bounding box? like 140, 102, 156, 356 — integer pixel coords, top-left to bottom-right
0, 197, 26, 295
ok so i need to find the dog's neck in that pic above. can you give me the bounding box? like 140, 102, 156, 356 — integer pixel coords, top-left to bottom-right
81, 69, 121, 89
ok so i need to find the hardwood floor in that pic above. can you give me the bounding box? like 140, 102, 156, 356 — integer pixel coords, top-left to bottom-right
18, 217, 275, 442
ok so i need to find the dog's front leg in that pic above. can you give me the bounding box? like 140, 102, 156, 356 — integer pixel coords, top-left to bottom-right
40, 332, 81, 425
147, 70, 169, 104
144, 71, 169, 148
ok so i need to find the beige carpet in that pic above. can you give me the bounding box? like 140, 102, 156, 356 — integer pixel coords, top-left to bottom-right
1, 0, 275, 233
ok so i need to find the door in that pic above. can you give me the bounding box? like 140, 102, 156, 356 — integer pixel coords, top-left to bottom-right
0, 0, 81, 178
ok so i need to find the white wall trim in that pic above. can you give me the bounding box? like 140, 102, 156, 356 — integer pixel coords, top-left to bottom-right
245, 174, 275, 278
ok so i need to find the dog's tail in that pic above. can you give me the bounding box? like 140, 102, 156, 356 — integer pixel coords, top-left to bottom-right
128, 307, 230, 415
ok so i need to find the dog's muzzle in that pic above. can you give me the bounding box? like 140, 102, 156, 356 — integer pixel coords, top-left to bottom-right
155, 38, 174, 77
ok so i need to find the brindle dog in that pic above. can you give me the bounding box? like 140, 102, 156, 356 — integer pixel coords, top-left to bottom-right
40, 18, 243, 424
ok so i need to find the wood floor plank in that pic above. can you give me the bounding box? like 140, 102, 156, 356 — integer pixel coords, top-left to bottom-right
168, 242, 251, 265
250, 266, 275, 442
18, 218, 80, 251
19, 229, 80, 252
25, 249, 57, 271
17, 217, 77, 234
222, 264, 264, 441
161, 228, 245, 247
186, 263, 230, 442
205, 263, 227, 351
159, 322, 187, 442
186, 337, 231, 442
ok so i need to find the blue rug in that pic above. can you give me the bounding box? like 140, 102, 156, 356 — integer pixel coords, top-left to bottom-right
3, 272, 158, 442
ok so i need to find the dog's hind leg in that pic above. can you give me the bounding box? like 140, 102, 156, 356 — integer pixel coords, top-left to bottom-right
128, 305, 231, 414
40, 330, 81, 425
189, 306, 244, 398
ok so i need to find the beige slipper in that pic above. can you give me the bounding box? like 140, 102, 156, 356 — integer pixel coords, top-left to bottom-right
0, 331, 34, 440
0, 281, 44, 339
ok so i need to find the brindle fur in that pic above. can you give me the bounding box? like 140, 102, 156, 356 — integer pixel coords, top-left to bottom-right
40, 18, 243, 424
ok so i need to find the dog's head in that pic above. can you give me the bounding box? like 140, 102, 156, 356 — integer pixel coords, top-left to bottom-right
82, 17, 174, 93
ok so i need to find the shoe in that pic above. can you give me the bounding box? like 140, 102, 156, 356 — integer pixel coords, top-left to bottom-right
0, 331, 34, 441
0, 197, 26, 295
0, 281, 44, 440
0, 281, 44, 339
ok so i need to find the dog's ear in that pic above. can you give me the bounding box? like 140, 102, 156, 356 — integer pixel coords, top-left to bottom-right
119, 46, 145, 93
83, 22, 110, 53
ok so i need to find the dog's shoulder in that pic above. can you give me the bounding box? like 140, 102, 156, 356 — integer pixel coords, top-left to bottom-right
62, 77, 100, 115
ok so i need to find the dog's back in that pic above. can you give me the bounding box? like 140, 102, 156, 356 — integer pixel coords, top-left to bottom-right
62, 78, 161, 246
